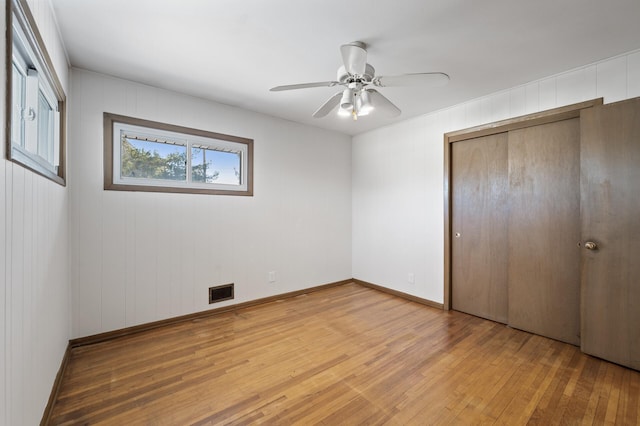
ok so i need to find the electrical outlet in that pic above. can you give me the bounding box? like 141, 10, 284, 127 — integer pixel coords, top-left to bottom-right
268, 271, 277, 283
408, 273, 415, 284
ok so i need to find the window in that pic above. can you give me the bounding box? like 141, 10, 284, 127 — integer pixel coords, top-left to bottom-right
7, 0, 66, 185
104, 113, 253, 196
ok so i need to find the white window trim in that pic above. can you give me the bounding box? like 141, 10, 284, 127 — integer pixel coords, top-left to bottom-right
104, 113, 254, 196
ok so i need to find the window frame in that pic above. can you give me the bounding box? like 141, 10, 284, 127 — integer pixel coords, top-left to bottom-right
104, 113, 254, 196
5, 0, 66, 185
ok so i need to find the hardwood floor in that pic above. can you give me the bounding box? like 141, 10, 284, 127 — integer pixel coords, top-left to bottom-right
48, 283, 640, 425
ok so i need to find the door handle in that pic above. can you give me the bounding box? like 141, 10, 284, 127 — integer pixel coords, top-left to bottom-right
584, 241, 598, 250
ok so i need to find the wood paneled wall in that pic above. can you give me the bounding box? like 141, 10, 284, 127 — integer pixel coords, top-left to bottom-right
68, 70, 353, 339
352, 49, 640, 305
1, 1, 70, 425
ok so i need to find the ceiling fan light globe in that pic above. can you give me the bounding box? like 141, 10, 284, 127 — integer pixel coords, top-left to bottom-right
340, 88, 354, 110
359, 90, 374, 115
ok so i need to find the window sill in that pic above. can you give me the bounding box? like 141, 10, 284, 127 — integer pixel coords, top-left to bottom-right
9, 145, 65, 186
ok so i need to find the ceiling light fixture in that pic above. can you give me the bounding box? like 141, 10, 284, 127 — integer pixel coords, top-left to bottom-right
339, 84, 374, 121
357, 90, 374, 116
340, 88, 354, 110
271, 41, 450, 121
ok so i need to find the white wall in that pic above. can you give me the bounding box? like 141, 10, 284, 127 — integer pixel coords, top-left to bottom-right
69, 69, 352, 339
1, 0, 70, 425
352, 49, 640, 304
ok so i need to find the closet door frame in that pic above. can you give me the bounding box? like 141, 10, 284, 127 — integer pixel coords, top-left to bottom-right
443, 98, 603, 311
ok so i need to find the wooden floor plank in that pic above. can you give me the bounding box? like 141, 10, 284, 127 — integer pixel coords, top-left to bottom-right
47, 282, 640, 425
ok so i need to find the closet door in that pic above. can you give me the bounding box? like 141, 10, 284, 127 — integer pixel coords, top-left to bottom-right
507, 119, 581, 345
580, 98, 640, 370
451, 133, 508, 323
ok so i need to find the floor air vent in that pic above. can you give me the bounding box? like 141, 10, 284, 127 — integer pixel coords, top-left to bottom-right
209, 283, 234, 304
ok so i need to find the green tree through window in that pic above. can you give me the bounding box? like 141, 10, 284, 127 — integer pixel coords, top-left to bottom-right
106, 112, 253, 195
120, 137, 187, 181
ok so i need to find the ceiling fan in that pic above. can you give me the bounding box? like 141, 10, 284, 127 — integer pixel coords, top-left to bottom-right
270, 41, 449, 121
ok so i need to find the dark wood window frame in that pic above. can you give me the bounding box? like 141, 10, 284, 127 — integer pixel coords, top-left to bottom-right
442, 98, 604, 310
104, 113, 254, 196
5, 0, 67, 185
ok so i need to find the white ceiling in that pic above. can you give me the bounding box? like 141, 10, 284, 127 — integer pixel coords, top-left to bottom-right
50, 0, 640, 136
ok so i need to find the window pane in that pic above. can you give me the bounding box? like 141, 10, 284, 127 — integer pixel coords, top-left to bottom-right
8, 4, 65, 185
37, 90, 54, 163
191, 147, 241, 185
108, 115, 252, 195
11, 63, 25, 147
121, 137, 187, 181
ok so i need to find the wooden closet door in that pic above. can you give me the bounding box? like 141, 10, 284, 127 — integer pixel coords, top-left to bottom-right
507, 118, 581, 345
580, 98, 640, 370
451, 133, 508, 323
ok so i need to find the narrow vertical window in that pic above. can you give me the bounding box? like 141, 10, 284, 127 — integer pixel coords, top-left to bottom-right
6, 0, 66, 184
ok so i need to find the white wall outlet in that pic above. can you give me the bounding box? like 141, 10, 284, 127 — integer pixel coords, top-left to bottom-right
268, 271, 277, 283
408, 273, 415, 284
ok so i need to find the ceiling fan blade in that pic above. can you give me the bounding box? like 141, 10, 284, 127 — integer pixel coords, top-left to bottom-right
374, 72, 450, 88
270, 81, 339, 92
313, 92, 342, 118
340, 41, 367, 76
367, 89, 401, 117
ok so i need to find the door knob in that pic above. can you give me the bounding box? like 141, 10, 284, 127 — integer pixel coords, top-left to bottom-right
584, 241, 598, 250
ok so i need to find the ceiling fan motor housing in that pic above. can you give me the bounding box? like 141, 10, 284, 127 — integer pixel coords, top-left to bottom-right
337, 64, 375, 84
